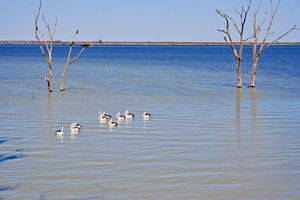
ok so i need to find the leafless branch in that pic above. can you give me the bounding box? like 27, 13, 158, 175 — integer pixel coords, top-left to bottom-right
34, 0, 56, 92
34, 0, 49, 63
259, 0, 280, 51
243, 35, 254, 42
60, 30, 103, 91
250, 0, 298, 87
261, 25, 298, 51
216, 0, 252, 87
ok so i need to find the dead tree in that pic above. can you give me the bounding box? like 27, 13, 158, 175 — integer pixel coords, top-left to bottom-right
216, 0, 252, 88
60, 33, 101, 91
34, 0, 57, 92
250, 0, 298, 87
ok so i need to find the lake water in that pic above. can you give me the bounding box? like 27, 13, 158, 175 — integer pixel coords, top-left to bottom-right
0, 45, 300, 199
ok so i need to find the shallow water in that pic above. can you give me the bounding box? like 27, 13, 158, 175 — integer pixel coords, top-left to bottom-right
0, 45, 300, 199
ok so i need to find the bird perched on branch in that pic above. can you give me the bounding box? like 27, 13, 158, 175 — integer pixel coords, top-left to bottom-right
81, 44, 90, 48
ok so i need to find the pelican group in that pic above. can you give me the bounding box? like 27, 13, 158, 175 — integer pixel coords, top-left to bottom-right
69, 122, 81, 133
98, 111, 112, 123
55, 110, 151, 136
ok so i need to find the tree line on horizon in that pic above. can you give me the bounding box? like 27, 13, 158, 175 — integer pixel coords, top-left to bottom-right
35, 0, 298, 92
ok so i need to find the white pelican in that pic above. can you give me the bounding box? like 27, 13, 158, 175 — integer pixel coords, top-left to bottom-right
74, 122, 82, 129
98, 114, 108, 123
142, 112, 151, 120
69, 122, 79, 133
55, 127, 64, 136
103, 112, 112, 120
115, 112, 126, 121
123, 110, 135, 119
107, 119, 118, 127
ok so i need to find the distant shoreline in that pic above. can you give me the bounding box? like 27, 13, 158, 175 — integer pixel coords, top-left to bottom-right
0, 40, 299, 45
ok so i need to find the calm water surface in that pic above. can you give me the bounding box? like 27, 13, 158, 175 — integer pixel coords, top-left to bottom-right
0, 45, 300, 199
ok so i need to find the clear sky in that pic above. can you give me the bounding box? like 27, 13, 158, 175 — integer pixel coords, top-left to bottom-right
0, 0, 299, 42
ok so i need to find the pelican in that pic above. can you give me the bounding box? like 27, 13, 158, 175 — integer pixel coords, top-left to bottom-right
101, 112, 112, 120
55, 127, 64, 136
142, 112, 151, 120
115, 112, 126, 121
98, 113, 108, 123
74, 122, 82, 129
69, 123, 79, 133
107, 119, 118, 127
105, 114, 112, 120
123, 110, 135, 119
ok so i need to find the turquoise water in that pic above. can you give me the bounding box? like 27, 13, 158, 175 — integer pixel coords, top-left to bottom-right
0, 45, 300, 199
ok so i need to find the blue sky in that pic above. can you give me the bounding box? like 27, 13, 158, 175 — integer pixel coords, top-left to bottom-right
0, 0, 299, 42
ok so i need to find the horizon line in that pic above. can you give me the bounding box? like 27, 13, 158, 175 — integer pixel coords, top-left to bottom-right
0, 40, 300, 45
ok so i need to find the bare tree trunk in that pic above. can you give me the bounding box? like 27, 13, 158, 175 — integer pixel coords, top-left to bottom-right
250, 0, 298, 87
216, 0, 252, 88
45, 69, 53, 92
60, 67, 68, 91
236, 60, 242, 88
34, 0, 57, 92
60, 40, 87, 91
250, 57, 258, 87
35, 0, 101, 92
